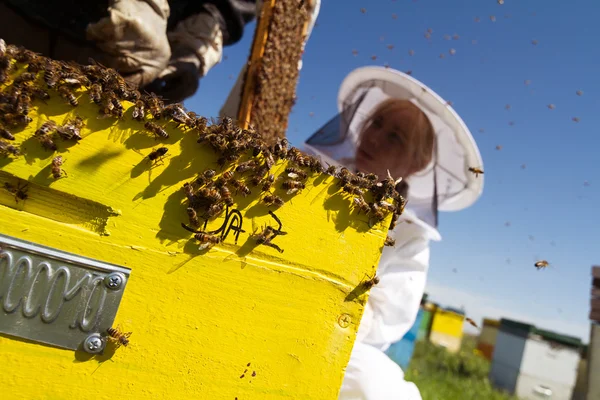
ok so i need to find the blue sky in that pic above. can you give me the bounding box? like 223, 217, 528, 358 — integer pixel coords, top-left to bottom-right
186, 0, 599, 342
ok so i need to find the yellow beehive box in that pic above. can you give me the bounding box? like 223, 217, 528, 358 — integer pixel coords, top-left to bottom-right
0, 48, 399, 399
429, 309, 465, 353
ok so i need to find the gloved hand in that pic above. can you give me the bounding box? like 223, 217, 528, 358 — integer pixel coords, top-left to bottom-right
86, 0, 171, 87
147, 11, 223, 103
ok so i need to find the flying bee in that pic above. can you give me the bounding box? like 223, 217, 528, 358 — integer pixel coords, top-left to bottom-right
3, 180, 28, 203
132, 99, 145, 121
56, 117, 84, 141
57, 85, 78, 106
145, 121, 169, 140
468, 167, 484, 177
535, 260, 549, 270
261, 174, 275, 192
89, 83, 102, 104
145, 93, 164, 119
384, 236, 396, 247
231, 179, 251, 196
235, 160, 258, 174
353, 197, 370, 214
361, 273, 380, 290
282, 179, 305, 194
220, 185, 234, 206
14, 72, 37, 84
187, 207, 200, 227
147, 147, 168, 165
263, 194, 284, 208
35, 120, 58, 136
465, 317, 479, 329
0, 127, 15, 140
285, 167, 307, 180
51, 155, 66, 179
3, 113, 32, 127
194, 232, 222, 250
0, 139, 20, 156
106, 326, 132, 348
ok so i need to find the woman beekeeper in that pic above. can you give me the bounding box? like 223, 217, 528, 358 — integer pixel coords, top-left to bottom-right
303, 66, 485, 400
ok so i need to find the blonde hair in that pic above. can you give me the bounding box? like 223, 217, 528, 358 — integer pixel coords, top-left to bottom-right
362, 98, 435, 173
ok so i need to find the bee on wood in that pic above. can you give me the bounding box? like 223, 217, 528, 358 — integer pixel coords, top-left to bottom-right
147, 147, 168, 165
272, 138, 289, 159
282, 179, 305, 194
361, 273, 380, 290
35, 130, 57, 150
235, 160, 258, 174
162, 103, 192, 127
207, 203, 225, 218
145, 121, 169, 140
194, 169, 216, 187
3, 180, 28, 203
220, 185, 234, 206
263, 194, 284, 208
353, 197, 370, 215
56, 117, 83, 141
144, 93, 164, 119
51, 156, 67, 179
465, 317, 479, 329
194, 232, 222, 250
57, 85, 78, 106
2, 113, 32, 127
132, 100, 145, 121
14, 72, 37, 84
325, 164, 337, 176
28, 86, 50, 102
110, 97, 124, 118
198, 187, 222, 203
343, 183, 363, 196
468, 167, 484, 177
0, 127, 15, 140
43, 60, 60, 88
252, 226, 284, 253
0, 139, 20, 156
535, 260, 549, 270
61, 73, 91, 88
35, 120, 57, 136
261, 174, 275, 192
221, 170, 235, 182
187, 207, 200, 227
231, 179, 251, 196
369, 203, 386, 228
384, 236, 395, 247
15, 93, 31, 115
89, 83, 102, 104
106, 326, 132, 348
285, 167, 307, 180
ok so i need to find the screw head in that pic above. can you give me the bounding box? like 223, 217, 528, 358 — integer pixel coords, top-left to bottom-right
104, 272, 125, 290
338, 314, 351, 328
83, 333, 105, 354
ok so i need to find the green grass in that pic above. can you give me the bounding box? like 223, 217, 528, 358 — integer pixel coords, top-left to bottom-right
404, 336, 519, 400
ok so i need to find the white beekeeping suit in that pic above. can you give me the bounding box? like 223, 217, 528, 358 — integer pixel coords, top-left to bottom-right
303, 66, 485, 400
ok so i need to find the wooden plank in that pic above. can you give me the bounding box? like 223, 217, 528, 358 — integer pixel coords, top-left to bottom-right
237, 0, 276, 130
593, 266, 600, 279
592, 287, 600, 298
591, 299, 600, 319
587, 324, 600, 400
0, 56, 394, 399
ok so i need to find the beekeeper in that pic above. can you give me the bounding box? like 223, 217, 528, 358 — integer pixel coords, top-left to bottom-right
0, 0, 257, 102
303, 66, 485, 399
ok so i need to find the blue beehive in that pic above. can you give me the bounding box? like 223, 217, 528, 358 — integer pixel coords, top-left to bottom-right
386, 308, 425, 370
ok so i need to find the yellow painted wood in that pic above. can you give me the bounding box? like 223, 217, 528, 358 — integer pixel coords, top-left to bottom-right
0, 75, 390, 399
431, 310, 465, 338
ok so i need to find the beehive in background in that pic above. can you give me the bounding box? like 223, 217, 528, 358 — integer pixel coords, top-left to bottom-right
237, 0, 314, 144
417, 301, 437, 341
489, 319, 582, 400
429, 307, 465, 353
0, 44, 403, 399
386, 306, 425, 370
476, 318, 500, 361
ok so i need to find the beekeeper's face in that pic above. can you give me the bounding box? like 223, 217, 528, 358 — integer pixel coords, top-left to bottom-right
356, 100, 434, 180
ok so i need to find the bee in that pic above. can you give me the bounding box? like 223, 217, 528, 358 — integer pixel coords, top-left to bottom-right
369, 203, 386, 227
15, 93, 31, 115
282, 179, 305, 194
285, 167, 307, 180
325, 164, 337, 175
57, 85, 78, 106
263, 194, 284, 208
2, 113, 32, 127
465, 317, 479, 329
198, 187, 222, 203
231, 179, 251, 196
361, 273, 380, 290
37, 134, 57, 151
221, 170, 235, 182
106, 326, 132, 348
337, 167, 352, 185
110, 97, 124, 117
187, 207, 200, 227
145, 121, 169, 140
309, 158, 324, 173
0, 138, 20, 156
343, 183, 363, 196
145, 93, 164, 119
61, 73, 91, 88
235, 160, 258, 174
163, 103, 192, 127
252, 226, 284, 253
194, 169, 216, 186
384, 236, 396, 247
51, 155, 66, 179
132, 100, 145, 121
353, 197, 370, 214
14, 72, 37, 84
56, 117, 83, 141
35, 120, 58, 136
468, 167, 484, 177
207, 203, 225, 218
535, 260, 549, 270
89, 83, 102, 104
43, 61, 60, 88
194, 232, 222, 250
147, 147, 168, 165
0, 127, 15, 140
4, 180, 28, 203
272, 138, 289, 159
220, 185, 234, 206
261, 174, 275, 192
